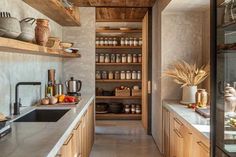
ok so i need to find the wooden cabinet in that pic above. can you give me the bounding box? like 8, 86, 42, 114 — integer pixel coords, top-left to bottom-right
192, 135, 210, 157
57, 101, 95, 157
165, 111, 208, 157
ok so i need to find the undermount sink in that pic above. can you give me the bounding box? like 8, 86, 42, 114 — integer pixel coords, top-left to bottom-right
14, 109, 70, 122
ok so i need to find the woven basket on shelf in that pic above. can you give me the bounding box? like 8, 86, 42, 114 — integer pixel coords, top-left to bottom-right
115, 88, 130, 97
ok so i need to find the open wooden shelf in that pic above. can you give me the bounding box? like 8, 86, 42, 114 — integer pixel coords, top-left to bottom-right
96, 63, 142, 66
96, 96, 141, 100
96, 113, 141, 120
96, 29, 142, 33
23, 0, 80, 26
0, 37, 80, 58
96, 79, 141, 83
96, 46, 142, 49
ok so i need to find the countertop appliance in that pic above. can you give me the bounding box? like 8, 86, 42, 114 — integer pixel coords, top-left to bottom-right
65, 77, 82, 96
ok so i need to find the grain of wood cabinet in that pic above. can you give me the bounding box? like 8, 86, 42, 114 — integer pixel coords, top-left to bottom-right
167, 112, 208, 157
57, 101, 95, 157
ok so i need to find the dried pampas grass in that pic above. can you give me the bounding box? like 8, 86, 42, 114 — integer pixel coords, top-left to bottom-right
163, 61, 209, 87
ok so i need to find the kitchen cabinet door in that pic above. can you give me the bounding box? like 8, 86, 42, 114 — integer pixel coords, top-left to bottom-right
82, 111, 88, 157
192, 135, 210, 157
163, 108, 170, 157
60, 134, 73, 157
73, 121, 82, 157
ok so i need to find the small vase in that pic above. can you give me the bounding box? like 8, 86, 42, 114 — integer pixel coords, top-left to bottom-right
35, 19, 50, 46
181, 86, 197, 104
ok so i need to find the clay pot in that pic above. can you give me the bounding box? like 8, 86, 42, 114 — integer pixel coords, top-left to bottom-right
35, 19, 50, 46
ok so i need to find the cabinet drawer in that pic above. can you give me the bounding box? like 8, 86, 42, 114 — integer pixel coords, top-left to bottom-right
173, 116, 184, 132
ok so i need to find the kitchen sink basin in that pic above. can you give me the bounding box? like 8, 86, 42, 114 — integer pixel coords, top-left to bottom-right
14, 109, 70, 122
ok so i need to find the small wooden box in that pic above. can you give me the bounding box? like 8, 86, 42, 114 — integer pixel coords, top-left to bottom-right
132, 89, 142, 96
115, 88, 130, 97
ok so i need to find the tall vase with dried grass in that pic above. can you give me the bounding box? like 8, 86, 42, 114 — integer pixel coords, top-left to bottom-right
163, 61, 209, 104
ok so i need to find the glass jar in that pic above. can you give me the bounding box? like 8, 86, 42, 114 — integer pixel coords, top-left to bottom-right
113, 38, 118, 46
126, 71, 131, 80
108, 71, 114, 80
132, 71, 137, 80
99, 54, 105, 63
99, 37, 104, 46
120, 71, 126, 80
135, 105, 141, 114
129, 37, 134, 46
133, 54, 138, 63
124, 104, 130, 114
138, 54, 142, 63
116, 54, 121, 63
96, 54, 99, 63
104, 38, 108, 46
110, 54, 116, 63
133, 38, 138, 46
127, 54, 132, 63
121, 37, 125, 46
139, 38, 142, 46
122, 54, 127, 63
125, 38, 129, 46
108, 38, 113, 46
137, 71, 141, 80
114, 71, 120, 79
131, 104, 136, 114
105, 54, 110, 63
96, 71, 101, 80
96, 37, 100, 46
102, 71, 108, 79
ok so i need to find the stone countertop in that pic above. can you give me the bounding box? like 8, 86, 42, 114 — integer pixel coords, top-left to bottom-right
163, 100, 210, 141
0, 93, 95, 157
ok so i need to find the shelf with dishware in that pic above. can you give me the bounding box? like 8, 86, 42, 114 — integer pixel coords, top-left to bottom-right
0, 37, 80, 58
96, 79, 142, 83
96, 63, 142, 66
23, 0, 80, 26
96, 29, 142, 34
96, 113, 141, 120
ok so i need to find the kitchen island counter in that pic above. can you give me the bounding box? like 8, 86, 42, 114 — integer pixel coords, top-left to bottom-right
0, 93, 95, 157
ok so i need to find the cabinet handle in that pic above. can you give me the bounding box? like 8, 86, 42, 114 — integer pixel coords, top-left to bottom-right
173, 129, 183, 138
63, 134, 73, 145
74, 121, 82, 130
197, 141, 209, 152
174, 117, 183, 126
55, 154, 61, 157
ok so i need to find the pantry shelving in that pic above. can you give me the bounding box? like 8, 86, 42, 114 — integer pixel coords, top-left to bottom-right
95, 23, 145, 121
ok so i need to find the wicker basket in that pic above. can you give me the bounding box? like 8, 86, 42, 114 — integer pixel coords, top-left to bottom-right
115, 88, 130, 97
132, 89, 142, 96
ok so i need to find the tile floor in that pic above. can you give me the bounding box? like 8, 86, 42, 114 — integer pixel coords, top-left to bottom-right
90, 120, 163, 157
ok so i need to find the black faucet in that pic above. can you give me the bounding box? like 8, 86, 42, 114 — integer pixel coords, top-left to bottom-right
13, 82, 41, 115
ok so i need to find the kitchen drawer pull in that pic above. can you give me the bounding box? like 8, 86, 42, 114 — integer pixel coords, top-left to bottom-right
74, 121, 82, 130
174, 117, 183, 126
63, 134, 73, 145
197, 141, 209, 152
173, 129, 183, 138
